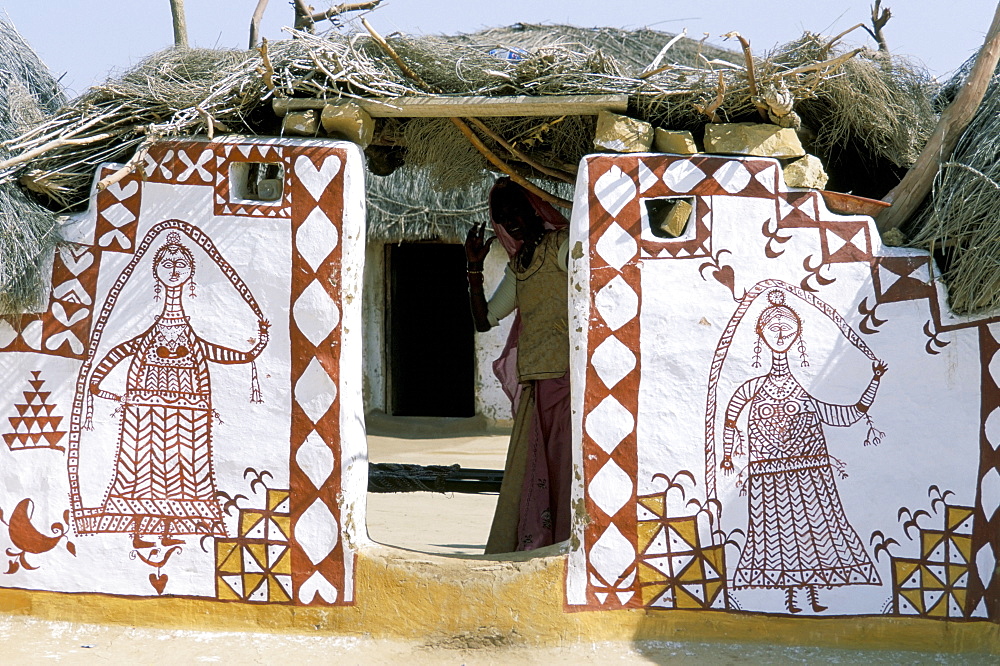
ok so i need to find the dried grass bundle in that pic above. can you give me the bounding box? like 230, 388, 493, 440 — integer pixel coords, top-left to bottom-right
0, 17, 65, 312
2, 24, 938, 210
908, 64, 1000, 315
785, 34, 937, 168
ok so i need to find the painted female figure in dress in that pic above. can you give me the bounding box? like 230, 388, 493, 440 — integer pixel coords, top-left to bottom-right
85, 230, 269, 548
709, 284, 886, 614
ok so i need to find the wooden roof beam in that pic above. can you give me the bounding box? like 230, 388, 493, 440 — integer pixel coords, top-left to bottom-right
272, 94, 628, 118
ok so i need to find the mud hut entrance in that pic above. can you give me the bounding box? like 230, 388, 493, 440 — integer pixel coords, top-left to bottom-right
386, 242, 476, 417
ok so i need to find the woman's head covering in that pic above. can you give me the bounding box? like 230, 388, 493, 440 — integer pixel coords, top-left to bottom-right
488, 177, 568, 258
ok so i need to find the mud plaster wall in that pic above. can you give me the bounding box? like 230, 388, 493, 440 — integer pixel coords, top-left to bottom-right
566, 153, 1000, 624
0, 137, 366, 607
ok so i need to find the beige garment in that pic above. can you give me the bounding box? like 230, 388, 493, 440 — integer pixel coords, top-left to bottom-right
484, 229, 571, 553
484, 381, 535, 554
511, 228, 569, 382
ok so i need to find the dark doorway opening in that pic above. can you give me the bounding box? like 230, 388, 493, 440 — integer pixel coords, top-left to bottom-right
387, 242, 475, 417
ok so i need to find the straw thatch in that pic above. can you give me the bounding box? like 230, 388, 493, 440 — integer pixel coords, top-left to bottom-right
907, 60, 1000, 315
1, 24, 939, 209
0, 16, 65, 312
0, 20, 952, 310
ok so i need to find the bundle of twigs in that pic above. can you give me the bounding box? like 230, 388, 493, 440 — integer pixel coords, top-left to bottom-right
0, 24, 938, 211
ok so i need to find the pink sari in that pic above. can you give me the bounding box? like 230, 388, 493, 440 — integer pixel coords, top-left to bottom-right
484, 179, 572, 553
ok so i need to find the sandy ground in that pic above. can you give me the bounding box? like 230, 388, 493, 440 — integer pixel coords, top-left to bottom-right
366, 428, 507, 555
0, 424, 994, 663
0, 615, 991, 664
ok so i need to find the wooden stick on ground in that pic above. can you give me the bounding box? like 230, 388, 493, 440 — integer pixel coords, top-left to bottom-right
877, 1, 1000, 232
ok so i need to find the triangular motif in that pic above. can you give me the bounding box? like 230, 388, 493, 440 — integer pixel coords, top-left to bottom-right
4, 372, 67, 451
946, 506, 975, 533
268, 490, 291, 513
268, 544, 286, 567
273, 574, 294, 600
268, 518, 289, 542
950, 535, 973, 563
644, 528, 669, 556
638, 522, 661, 555
643, 584, 672, 607
921, 531, 947, 560
637, 495, 664, 517
923, 589, 945, 613
643, 556, 673, 577
216, 541, 241, 573
220, 574, 243, 599
243, 546, 265, 573
923, 564, 947, 588
240, 512, 266, 539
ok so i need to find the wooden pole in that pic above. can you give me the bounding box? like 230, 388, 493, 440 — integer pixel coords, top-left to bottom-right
877, 1, 1000, 232
450, 119, 572, 209
359, 19, 572, 209
249, 0, 270, 49
169, 0, 189, 48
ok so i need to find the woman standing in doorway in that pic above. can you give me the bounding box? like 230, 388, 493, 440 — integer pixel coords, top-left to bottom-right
465, 177, 571, 553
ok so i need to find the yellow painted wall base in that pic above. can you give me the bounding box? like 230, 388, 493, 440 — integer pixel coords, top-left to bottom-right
1, 545, 996, 654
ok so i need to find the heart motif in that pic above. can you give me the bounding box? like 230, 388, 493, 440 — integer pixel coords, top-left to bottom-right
99, 229, 131, 250
297, 570, 338, 604
59, 247, 93, 276
149, 573, 168, 595
45, 330, 83, 355
594, 165, 636, 218
712, 265, 737, 297
105, 179, 138, 201
52, 302, 88, 327
52, 278, 92, 306
295, 155, 341, 202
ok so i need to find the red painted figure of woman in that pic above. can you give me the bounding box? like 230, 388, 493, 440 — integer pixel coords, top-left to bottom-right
88, 231, 269, 548
721, 289, 885, 613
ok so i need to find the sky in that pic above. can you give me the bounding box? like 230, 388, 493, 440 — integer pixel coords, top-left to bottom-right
2, 1, 997, 97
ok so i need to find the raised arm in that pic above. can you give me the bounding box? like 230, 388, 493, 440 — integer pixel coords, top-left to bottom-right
89, 337, 141, 401
203, 319, 270, 364
465, 222, 497, 332
815, 361, 888, 427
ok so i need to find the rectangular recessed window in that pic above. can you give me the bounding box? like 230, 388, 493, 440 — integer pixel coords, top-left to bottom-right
644, 196, 694, 239
230, 162, 284, 203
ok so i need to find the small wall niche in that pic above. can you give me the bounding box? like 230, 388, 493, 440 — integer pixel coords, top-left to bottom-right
230, 161, 284, 203
644, 196, 694, 239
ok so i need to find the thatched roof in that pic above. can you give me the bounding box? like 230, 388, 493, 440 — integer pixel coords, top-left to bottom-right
0, 19, 970, 309
0, 17, 66, 312
907, 60, 1000, 314
0, 23, 939, 206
